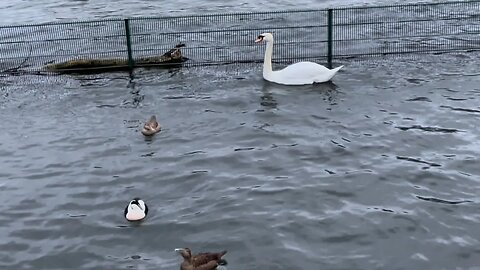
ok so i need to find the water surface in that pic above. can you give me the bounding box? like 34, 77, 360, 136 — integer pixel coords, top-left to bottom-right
1, 0, 433, 25
1, 52, 480, 269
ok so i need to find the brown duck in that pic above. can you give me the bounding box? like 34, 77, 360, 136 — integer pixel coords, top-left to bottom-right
141, 115, 161, 136
175, 248, 227, 270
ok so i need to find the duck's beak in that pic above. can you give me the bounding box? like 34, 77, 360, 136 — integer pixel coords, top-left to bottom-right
175, 248, 185, 253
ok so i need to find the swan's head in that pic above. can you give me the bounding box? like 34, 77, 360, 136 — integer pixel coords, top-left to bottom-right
255, 33, 273, 43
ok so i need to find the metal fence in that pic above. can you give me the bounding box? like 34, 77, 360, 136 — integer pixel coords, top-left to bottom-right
1, 0, 479, 74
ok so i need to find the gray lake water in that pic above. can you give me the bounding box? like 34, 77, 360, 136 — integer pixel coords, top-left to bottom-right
1, 0, 480, 270
2, 0, 424, 25
2, 53, 480, 269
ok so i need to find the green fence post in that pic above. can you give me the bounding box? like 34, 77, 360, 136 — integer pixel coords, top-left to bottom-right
124, 19, 134, 70
327, 9, 333, 69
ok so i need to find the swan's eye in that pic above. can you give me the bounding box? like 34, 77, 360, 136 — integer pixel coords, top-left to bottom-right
257, 35, 264, 40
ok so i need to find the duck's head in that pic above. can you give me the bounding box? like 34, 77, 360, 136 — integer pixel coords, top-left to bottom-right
147, 115, 157, 125
255, 33, 274, 43
175, 248, 192, 260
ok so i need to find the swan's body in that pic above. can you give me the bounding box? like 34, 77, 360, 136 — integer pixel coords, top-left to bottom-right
255, 33, 343, 85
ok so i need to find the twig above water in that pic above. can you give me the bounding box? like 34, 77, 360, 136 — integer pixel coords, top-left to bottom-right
1, 44, 33, 75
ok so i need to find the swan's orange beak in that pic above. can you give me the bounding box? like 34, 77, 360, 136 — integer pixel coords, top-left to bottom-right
255, 35, 264, 43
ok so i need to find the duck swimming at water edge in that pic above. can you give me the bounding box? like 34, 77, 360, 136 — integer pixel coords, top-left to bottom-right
175, 248, 227, 270
141, 115, 161, 136
124, 198, 148, 221
255, 32, 343, 85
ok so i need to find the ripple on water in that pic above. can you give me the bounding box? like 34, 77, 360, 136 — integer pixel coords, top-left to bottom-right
1, 52, 480, 269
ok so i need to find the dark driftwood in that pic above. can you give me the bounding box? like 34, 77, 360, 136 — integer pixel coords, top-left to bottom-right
45, 43, 188, 73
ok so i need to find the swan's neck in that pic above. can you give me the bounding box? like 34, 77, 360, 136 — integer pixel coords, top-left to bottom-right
263, 41, 274, 79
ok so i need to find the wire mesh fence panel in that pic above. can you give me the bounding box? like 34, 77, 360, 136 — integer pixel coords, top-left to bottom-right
333, 1, 480, 58
0, 0, 479, 74
0, 19, 127, 72
129, 10, 328, 67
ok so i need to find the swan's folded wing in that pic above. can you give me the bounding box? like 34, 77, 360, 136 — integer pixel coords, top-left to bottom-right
274, 62, 331, 85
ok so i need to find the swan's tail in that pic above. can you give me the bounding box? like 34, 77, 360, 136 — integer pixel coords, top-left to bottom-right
330, 65, 344, 74
313, 65, 344, 83
323, 65, 344, 81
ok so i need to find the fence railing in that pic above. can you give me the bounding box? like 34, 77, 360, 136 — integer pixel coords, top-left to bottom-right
1, 0, 479, 74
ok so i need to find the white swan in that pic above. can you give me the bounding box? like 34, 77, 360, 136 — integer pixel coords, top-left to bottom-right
255, 33, 343, 85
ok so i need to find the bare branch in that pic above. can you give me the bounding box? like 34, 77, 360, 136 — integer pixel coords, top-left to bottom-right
1, 44, 33, 74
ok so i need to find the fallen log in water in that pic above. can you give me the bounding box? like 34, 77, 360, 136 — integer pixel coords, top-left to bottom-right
45, 43, 188, 73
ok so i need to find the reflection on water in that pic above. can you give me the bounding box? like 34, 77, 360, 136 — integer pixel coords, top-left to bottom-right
0, 53, 479, 270
261, 80, 339, 109
260, 82, 278, 109
125, 78, 144, 108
